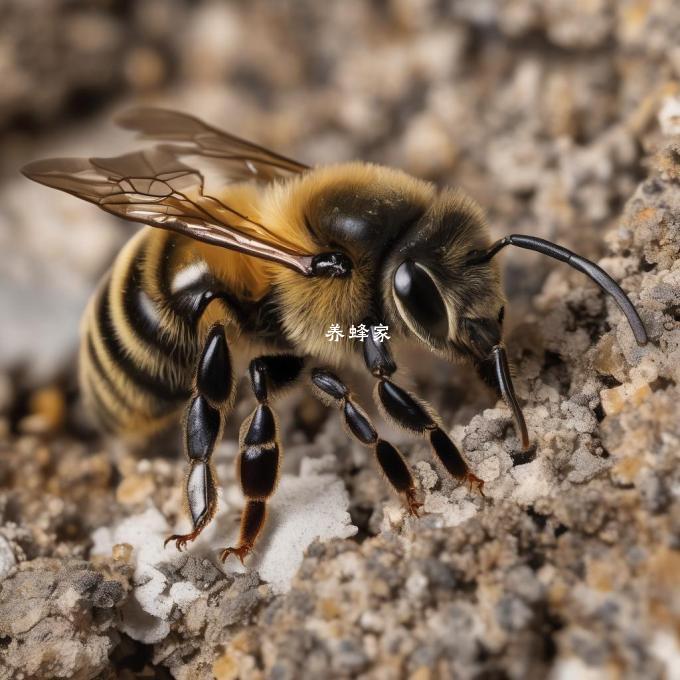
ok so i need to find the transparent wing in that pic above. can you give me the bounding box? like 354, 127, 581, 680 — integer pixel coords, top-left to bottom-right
116, 107, 309, 182
21, 147, 316, 275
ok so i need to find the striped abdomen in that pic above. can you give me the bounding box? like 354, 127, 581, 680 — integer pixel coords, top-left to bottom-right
79, 228, 231, 437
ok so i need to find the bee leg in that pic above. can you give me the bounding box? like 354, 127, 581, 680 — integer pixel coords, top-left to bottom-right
310, 368, 421, 516
362, 321, 484, 495
481, 345, 530, 451
374, 377, 484, 494
165, 323, 234, 551
220, 355, 305, 563
465, 316, 531, 451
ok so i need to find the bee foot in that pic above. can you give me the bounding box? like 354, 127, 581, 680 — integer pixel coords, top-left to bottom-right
220, 544, 252, 565
465, 472, 485, 497
164, 531, 200, 552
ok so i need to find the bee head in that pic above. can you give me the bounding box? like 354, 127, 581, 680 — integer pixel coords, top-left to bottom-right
381, 188, 506, 360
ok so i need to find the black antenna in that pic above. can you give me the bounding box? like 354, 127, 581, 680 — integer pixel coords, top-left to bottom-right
467, 234, 648, 346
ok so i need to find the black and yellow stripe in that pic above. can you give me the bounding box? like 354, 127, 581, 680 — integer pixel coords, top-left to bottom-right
79, 228, 239, 438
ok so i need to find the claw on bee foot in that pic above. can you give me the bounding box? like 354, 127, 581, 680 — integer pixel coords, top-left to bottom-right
219, 544, 252, 565
164, 531, 200, 552
465, 472, 485, 497
405, 490, 423, 517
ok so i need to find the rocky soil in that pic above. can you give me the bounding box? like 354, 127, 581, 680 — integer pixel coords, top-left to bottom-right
1, 1, 680, 678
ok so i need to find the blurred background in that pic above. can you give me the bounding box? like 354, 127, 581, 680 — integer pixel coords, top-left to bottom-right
2, 0, 679, 403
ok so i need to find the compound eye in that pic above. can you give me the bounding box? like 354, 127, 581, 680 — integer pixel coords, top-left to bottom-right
393, 259, 449, 339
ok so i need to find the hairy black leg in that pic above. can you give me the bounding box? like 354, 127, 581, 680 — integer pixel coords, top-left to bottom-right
362, 319, 484, 495
220, 354, 304, 564
165, 323, 235, 551
491, 345, 530, 450
311, 368, 421, 515
463, 315, 531, 451
375, 378, 484, 494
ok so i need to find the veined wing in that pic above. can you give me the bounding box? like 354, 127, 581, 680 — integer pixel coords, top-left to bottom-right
116, 107, 309, 183
22, 147, 316, 275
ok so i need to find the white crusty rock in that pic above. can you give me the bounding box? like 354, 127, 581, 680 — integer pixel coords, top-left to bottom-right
91, 453, 356, 642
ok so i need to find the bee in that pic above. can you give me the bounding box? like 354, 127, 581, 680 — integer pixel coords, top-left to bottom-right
22, 108, 647, 563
